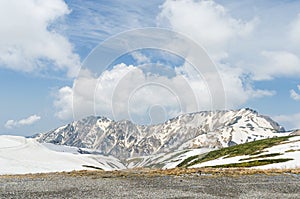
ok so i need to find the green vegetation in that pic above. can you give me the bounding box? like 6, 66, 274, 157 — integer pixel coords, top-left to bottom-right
209, 158, 293, 168
177, 136, 293, 168
177, 155, 199, 167
285, 149, 300, 153
239, 153, 282, 161
286, 149, 296, 153
249, 150, 266, 156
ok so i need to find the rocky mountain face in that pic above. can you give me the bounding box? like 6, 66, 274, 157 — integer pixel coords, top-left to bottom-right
35, 108, 285, 160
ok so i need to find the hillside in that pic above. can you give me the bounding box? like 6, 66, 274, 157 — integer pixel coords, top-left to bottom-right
176, 135, 300, 169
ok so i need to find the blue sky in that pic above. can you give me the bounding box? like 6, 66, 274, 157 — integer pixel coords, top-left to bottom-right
0, 0, 300, 136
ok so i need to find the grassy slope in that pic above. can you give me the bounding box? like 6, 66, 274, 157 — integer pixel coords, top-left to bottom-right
210, 159, 293, 168
178, 135, 294, 168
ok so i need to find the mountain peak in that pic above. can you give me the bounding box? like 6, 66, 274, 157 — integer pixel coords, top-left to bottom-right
35, 109, 286, 159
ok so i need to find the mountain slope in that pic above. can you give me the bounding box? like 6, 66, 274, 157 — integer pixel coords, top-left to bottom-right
125, 135, 300, 169
0, 135, 125, 175
178, 135, 300, 169
35, 108, 286, 160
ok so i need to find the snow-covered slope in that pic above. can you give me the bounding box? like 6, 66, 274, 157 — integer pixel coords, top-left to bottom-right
2, 135, 299, 174
35, 108, 286, 160
255, 136, 300, 169
125, 148, 214, 169
188, 135, 300, 169
0, 135, 125, 175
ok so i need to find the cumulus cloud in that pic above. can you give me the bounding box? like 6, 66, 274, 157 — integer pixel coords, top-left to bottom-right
157, 0, 258, 61
54, 86, 73, 120
290, 85, 300, 101
55, 61, 274, 123
157, 0, 300, 83
274, 113, 300, 130
251, 51, 300, 81
0, 0, 80, 77
155, 0, 275, 101
4, 115, 41, 129
217, 65, 275, 108
69, 63, 200, 123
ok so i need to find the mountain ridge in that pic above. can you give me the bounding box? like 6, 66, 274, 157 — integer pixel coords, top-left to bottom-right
35, 108, 287, 160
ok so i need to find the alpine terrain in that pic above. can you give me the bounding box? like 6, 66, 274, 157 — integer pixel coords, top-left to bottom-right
2, 108, 300, 174
35, 108, 286, 160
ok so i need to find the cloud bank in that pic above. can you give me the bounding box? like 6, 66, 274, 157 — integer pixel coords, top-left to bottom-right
55, 60, 273, 123
5, 115, 41, 129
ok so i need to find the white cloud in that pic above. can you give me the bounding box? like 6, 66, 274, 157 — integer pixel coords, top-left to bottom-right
70, 63, 199, 123
155, 0, 275, 101
4, 115, 41, 129
156, 0, 300, 83
274, 113, 300, 130
54, 86, 73, 120
290, 85, 300, 101
251, 51, 300, 81
62, 0, 160, 48
56, 61, 274, 123
51, 0, 294, 124
290, 90, 300, 100
131, 52, 151, 64
157, 0, 258, 61
289, 13, 300, 43
0, 0, 80, 77
218, 65, 275, 108
4, 120, 16, 129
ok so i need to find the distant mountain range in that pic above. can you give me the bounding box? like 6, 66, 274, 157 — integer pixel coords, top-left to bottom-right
1, 108, 299, 175
35, 108, 286, 160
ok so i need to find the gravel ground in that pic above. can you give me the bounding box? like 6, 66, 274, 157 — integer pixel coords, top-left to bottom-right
0, 173, 300, 198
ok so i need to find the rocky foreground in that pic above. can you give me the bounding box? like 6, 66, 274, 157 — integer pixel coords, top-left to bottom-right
1, 169, 299, 198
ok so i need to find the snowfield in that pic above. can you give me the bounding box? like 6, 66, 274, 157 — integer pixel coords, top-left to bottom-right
0, 135, 125, 175
255, 136, 300, 169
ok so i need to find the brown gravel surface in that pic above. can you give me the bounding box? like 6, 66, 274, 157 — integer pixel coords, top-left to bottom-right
1, 169, 300, 199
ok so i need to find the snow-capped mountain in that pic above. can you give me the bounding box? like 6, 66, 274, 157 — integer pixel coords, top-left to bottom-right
35, 108, 286, 160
